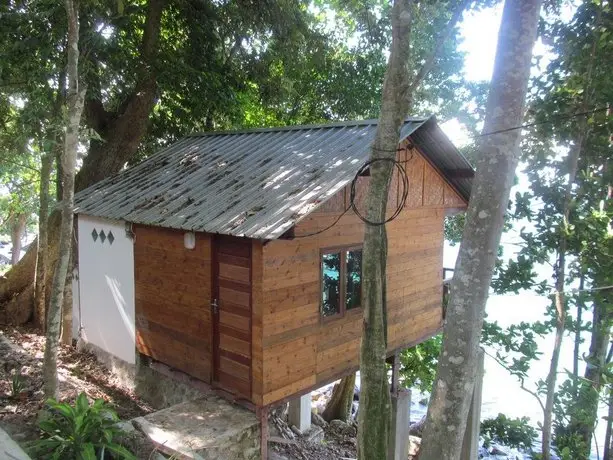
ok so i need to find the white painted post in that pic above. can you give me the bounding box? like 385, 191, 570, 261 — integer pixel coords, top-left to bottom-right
288, 393, 311, 433
388, 388, 411, 460
461, 348, 485, 460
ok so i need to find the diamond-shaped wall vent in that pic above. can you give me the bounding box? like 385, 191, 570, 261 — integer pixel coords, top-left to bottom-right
99, 230, 106, 243
108, 231, 115, 245
91, 229, 98, 242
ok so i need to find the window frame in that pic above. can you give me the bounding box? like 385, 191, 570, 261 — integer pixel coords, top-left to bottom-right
319, 244, 363, 322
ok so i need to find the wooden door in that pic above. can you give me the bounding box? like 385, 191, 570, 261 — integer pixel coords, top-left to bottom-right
134, 225, 212, 383
213, 235, 252, 400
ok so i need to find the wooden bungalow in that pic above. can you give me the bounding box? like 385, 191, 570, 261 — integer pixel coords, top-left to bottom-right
73, 117, 473, 412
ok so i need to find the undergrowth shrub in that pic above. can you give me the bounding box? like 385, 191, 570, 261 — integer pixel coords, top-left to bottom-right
28, 392, 135, 459
480, 413, 538, 451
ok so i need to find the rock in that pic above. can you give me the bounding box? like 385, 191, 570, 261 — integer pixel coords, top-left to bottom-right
418, 397, 429, 406
304, 426, 325, 444
490, 445, 508, 456
409, 415, 426, 437
115, 420, 136, 434
408, 435, 421, 459
290, 425, 301, 436
329, 419, 349, 432
0, 284, 33, 325
132, 395, 260, 459
311, 411, 328, 428
0, 427, 31, 460
328, 419, 356, 437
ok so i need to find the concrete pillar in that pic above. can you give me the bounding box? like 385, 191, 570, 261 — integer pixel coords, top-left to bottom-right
288, 393, 311, 433
388, 388, 411, 460
461, 348, 485, 460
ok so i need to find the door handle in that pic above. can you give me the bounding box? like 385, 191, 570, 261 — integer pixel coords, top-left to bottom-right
211, 298, 219, 315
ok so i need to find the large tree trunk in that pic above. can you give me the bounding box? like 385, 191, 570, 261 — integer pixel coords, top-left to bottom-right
34, 152, 53, 331
572, 275, 585, 395
9, 213, 27, 266
323, 374, 356, 422
43, 0, 85, 399
0, 0, 165, 323
604, 381, 613, 460
419, 1, 541, 459
357, 2, 413, 458
74, 0, 164, 192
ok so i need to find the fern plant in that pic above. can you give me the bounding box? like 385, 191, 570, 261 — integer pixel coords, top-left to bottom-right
29, 392, 136, 459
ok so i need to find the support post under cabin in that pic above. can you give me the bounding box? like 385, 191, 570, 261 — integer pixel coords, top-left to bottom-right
388, 353, 411, 460
388, 388, 411, 460
288, 393, 312, 433
460, 348, 485, 460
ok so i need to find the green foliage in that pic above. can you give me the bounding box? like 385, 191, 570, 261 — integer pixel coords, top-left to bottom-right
481, 320, 548, 381
28, 393, 135, 460
399, 335, 442, 393
10, 368, 25, 397
480, 413, 538, 451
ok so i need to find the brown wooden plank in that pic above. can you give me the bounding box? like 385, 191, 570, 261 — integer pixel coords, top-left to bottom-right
220, 330, 251, 357
217, 370, 250, 399
219, 356, 250, 381
220, 310, 250, 332
219, 262, 250, 284
134, 224, 213, 385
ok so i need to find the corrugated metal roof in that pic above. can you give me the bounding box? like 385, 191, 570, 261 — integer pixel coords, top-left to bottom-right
74, 116, 473, 239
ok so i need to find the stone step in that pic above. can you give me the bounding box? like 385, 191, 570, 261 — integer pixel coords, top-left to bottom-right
131, 395, 260, 460
0, 427, 31, 460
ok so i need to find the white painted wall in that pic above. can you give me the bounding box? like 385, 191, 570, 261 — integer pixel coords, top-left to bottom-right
77, 215, 135, 364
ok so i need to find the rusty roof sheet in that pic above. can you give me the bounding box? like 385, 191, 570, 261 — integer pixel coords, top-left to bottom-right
74, 117, 473, 239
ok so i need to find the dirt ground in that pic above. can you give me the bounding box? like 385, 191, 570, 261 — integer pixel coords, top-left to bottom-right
0, 325, 361, 459
0, 325, 153, 446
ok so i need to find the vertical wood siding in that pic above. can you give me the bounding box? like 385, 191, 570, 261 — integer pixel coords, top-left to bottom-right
254, 147, 466, 405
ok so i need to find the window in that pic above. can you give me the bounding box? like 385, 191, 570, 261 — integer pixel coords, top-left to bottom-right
321, 247, 363, 319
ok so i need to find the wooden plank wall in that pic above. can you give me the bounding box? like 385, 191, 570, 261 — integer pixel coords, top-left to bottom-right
134, 225, 213, 383
253, 146, 467, 406
214, 236, 252, 399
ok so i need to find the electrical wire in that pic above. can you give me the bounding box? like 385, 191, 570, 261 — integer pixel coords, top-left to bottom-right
350, 158, 409, 226
294, 156, 412, 238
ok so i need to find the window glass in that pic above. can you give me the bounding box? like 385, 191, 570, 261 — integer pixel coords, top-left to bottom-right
321, 252, 341, 317
345, 249, 362, 310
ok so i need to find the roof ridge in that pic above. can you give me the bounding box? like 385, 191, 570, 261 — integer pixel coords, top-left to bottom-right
185, 117, 430, 137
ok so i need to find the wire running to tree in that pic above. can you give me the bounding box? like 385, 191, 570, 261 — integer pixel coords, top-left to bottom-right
294, 157, 411, 238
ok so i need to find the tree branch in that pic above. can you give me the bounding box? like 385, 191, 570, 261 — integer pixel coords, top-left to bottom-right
407, 0, 470, 95
483, 348, 546, 414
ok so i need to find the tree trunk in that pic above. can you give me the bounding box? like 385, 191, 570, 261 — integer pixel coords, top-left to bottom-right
43, 0, 85, 399
0, 0, 166, 322
9, 213, 27, 265
567, 292, 611, 458
419, 1, 541, 459
604, 384, 613, 460
572, 275, 585, 396
542, 101, 585, 460
60, 257, 73, 345
34, 152, 53, 331
323, 374, 356, 422
357, 1, 414, 458
74, 0, 165, 192
561, 5, 607, 453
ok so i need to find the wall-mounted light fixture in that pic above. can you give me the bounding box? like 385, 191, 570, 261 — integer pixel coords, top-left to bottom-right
184, 231, 196, 249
